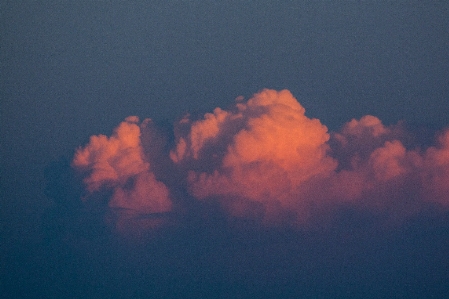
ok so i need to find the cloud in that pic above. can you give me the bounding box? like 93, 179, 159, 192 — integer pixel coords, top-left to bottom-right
171, 89, 338, 223
420, 129, 449, 205
169, 90, 449, 226
72, 116, 172, 215
323, 118, 449, 225
72, 89, 449, 229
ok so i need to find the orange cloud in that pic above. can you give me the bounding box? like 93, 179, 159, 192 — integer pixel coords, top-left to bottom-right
323, 118, 449, 225
72, 89, 449, 229
72, 116, 172, 214
369, 140, 410, 182
170, 92, 449, 226
420, 129, 449, 205
172, 89, 337, 223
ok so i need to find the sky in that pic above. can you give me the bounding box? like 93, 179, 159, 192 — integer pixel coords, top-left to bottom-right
1, 1, 449, 298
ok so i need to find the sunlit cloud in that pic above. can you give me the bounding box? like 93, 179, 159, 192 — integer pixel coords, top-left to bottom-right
72, 89, 449, 229
72, 116, 172, 215
171, 89, 337, 224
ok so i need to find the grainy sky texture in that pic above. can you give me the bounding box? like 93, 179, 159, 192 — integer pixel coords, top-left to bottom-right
1, 1, 449, 298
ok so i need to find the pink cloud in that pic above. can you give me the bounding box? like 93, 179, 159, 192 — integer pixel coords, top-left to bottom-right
73, 90, 449, 228
72, 116, 172, 214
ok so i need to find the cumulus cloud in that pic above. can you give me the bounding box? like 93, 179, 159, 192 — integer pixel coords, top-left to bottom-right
171, 89, 338, 223
169, 90, 449, 225
324, 116, 449, 225
73, 89, 449, 229
420, 129, 449, 205
72, 116, 172, 214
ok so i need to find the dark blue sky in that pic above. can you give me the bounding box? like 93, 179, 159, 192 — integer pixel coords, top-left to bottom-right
1, 1, 449, 298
